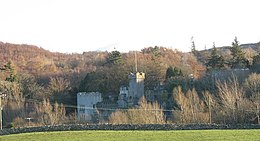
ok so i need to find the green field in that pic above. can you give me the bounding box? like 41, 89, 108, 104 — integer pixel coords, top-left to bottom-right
1, 130, 260, 141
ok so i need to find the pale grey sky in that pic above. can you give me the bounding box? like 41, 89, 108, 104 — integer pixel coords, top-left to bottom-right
0, 0, 259, 53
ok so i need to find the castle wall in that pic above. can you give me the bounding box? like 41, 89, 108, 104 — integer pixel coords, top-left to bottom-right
77, 92, 102, 121
128, 72, 145, 105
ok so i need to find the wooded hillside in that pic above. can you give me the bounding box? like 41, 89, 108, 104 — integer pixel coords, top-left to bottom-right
0, 38, 260, 127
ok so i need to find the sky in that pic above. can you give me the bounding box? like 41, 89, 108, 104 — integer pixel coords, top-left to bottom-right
0, 0, 260, 53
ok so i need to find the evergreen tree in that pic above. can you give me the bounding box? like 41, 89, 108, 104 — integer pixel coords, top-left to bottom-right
256, 42, 260, 53
179, 69, 183, 76
251, 53, 260, 73
191, 36, 198, 56
166, 66, 175, 79
106, 50, 123, 65
229, 37, 248, 69
0, 61, 18, 82
165, 66, 183, 79
206, 42, 225, 70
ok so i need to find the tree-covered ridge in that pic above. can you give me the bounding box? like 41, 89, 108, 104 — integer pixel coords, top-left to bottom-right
0, 42, 203, 82
0, 42, 108, 75
0, 41, 204, 102
197, 41, 260, 68
0, 38, 260, 127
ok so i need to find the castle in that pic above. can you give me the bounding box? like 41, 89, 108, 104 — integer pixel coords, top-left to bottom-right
117, 72, 145, 108
77, 71, 145, 122
77, 92, 102, 121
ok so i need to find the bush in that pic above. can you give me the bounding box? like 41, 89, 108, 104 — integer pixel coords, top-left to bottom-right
244, 73, 260, 102
13, 117, 27, 128
109, 96, 166, 124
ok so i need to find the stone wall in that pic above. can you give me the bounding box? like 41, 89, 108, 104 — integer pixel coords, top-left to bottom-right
1, 124, 260, 135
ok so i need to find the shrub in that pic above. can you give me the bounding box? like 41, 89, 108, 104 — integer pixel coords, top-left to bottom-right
109, 96, 166, 124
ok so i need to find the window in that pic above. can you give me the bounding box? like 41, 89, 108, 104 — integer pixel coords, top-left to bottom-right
79, 105, 85, 113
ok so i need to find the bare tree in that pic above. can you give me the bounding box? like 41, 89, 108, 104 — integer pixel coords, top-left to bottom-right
172, 86, 209, 123
216, 76, 254, 124
0, 81, 25, 126
109, 96, 165, 124
32, 99, 66, 125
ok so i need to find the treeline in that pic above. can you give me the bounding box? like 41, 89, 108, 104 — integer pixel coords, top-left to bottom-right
78, 47, 205, 97
0, 37, 259, 127
108, 37, 260, 124
109, 73, 260, 124
193, 37, 260, 71
0, 42, 106, 75
0, 42, 203, 127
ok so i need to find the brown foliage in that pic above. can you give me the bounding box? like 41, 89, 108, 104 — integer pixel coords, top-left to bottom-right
31, 99, 67, 125
172, 87, 209, 123
1, 81, 25, 125
109, 96, 165, 124
244, 73, 260, 103
216, 76, 255, 124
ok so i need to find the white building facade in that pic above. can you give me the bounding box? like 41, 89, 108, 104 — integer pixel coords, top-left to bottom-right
77, 92, 102, 122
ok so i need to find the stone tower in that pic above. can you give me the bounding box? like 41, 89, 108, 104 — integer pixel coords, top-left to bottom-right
128, 72, 145, 105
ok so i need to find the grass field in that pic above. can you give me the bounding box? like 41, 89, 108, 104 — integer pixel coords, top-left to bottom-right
1, 130, 260, 141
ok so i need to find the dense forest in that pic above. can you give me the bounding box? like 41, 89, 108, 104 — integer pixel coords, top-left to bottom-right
0, 37, 260, 127
0, 41, 205, 99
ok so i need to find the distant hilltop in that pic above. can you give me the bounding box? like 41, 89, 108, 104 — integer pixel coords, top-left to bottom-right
0, 41, 259, 55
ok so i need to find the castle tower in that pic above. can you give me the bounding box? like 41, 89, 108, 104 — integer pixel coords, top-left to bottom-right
128, 72, 145, 105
